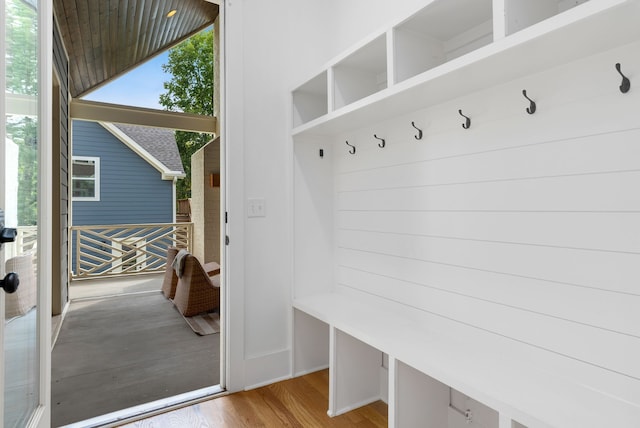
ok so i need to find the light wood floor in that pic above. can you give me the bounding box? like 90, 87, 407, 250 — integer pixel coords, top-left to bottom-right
119, 370, 388, 427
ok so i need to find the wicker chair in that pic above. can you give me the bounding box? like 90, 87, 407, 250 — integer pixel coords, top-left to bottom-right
173, 254, 220, 317
5, 254, 37, 319
161, 247, 179, 299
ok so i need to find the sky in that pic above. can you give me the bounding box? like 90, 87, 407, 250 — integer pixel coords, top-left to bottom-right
82, 51, 170, 110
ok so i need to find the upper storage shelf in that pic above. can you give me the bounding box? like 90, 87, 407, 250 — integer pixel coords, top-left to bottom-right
292, 71, 328, 128
291, 0, 639, 137
503, 0, 591, 36
393, 0, 493, 84
333, 35, 387, 109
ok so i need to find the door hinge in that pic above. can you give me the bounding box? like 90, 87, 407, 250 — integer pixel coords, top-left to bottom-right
225, 212, 228, 223
225, 235, 230, 245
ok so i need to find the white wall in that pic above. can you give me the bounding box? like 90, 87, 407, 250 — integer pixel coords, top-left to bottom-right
225, 0, 334, 390
326, 0, 427, 56
226, 0, 467, 391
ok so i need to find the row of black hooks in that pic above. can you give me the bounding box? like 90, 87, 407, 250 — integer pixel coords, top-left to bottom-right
336, 62, 631, 156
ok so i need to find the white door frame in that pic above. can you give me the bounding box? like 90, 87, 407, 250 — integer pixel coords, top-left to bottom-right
35, 0, 54, 425
0, 0, 6, 422
0, 0, 52, 426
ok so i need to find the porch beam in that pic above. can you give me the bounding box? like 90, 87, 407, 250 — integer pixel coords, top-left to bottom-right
6, 92, 38, 116
70, 99, 217, 134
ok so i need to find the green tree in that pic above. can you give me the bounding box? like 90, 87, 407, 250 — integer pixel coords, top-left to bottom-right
6, 0, 39, 226
7, 118, 38, 226
6, 0, 38, 96
159, 30, 214, 200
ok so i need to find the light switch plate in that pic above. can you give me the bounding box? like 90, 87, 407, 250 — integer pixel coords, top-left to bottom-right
247, 198, 266, 217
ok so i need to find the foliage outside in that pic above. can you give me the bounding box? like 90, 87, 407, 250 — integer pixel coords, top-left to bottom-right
159, 29, 214, 200
6, 0, 39, 226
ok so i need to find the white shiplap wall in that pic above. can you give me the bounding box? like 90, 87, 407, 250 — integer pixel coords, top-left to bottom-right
327, 40, 640, 406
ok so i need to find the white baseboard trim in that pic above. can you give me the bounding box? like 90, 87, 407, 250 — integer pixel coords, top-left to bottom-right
244, 349, 292, 390
331, 395, 381, 417
293, 364, 329, 378
51, 300, 70, 349
245, 374, 292, 391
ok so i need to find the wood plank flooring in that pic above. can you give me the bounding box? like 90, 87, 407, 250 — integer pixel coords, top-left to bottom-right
120, 370, 388, 427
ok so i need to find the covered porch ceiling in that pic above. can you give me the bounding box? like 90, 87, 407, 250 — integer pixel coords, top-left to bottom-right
53, 0, 219, 99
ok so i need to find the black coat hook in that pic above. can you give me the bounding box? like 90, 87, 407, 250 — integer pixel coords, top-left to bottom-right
411, 122, 423, 140
616, 63, 630, 93
345, 140, 356, 155
374, 134, 385, 148
522, 90, 536, 114
458, 110, 471, 129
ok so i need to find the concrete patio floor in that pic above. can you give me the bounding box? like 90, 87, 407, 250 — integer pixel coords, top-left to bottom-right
52, 274, 220, 427
69, 273, 166, 300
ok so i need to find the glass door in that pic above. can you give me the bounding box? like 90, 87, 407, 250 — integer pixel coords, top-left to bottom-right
1, 0, 50, 426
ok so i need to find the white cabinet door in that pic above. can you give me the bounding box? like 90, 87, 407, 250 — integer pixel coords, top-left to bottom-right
1, 0, 51, 426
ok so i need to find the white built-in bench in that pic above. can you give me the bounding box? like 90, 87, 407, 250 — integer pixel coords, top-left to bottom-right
294, 293, 639, 428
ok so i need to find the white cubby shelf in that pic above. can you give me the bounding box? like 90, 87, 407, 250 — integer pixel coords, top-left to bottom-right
291, 0, 639, 137
333, 34, 388, 110
392, 0, 494, 84
292, 71, 328, 128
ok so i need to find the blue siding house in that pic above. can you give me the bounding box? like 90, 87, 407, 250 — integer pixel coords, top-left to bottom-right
72, 120, 185, 225
71, 120, 185, 275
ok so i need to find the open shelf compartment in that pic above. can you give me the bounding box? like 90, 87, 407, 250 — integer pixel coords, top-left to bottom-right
293, 309, 330, 376
332, 34, 388, 110
394, 360, 504, 428
331, 328, 386, 417
504, 0, 591, 36
292, 71, 328, 127
392, 0, 493, 84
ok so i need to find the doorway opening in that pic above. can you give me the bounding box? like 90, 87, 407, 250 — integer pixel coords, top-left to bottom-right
49, 2, 226, 425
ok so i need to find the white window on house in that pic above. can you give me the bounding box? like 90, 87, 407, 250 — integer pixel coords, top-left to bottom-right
72, 156, 100, 201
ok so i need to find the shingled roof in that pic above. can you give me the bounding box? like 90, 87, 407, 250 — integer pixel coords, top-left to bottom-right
112, 123, 185, 175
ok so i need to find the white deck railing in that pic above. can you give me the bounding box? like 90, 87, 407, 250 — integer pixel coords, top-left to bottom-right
70, 222, 193, 279
4, 226, 38, 261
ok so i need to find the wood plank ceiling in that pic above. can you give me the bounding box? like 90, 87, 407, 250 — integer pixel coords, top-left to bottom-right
54, 0, 219, 98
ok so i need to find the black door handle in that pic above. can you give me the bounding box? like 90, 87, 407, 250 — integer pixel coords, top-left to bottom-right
1, 208, 18, 249
0, 227, 17, 244
1, 272, 19, 294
